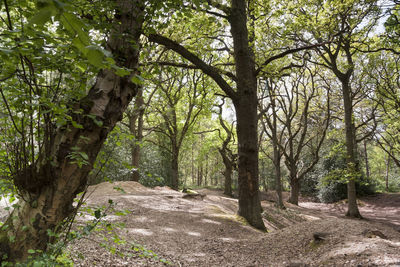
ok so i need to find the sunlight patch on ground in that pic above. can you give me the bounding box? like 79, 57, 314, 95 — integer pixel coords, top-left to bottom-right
104, 215, 120, 221
186, 231, 201, 237
206, 204, 249, 226
327, 238, 400, 265
131, 216, 155, 223
201, 218, 221, 225
328, 240, 377, 256
301, 214, 321, 221
129, 228, 153, 236
161, 227, 177, 233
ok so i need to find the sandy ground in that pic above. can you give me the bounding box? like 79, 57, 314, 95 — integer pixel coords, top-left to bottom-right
63, 182, 400, 266
1, 183, 400, 266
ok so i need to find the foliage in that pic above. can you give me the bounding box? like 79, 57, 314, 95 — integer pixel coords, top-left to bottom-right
301, 139, 377, 203
90, 125, 134, 184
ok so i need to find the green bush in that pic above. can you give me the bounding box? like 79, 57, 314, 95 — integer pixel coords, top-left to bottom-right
317, 179, 347, 203
300, 172, 320, 198
316, 168, 377, 203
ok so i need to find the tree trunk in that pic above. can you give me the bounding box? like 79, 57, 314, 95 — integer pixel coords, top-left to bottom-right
230, 0, 265, 231
0, 0, 143, 262
288, 178, 300, 205
363, 140, 370, 180
220, 150, 233, 197
191, 143, 195, 185
224, 167, 233, 197
385, 155, 390, 191
270, 90, 285, 209
171, 147, 179, 190
261, 159, 268, 192
129, 89, 144, 182
342, 81, 362, 218
273, 140, 285, 209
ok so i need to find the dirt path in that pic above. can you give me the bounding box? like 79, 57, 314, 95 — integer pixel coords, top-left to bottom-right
66, 182, 400, 266
300, 193, 400, 231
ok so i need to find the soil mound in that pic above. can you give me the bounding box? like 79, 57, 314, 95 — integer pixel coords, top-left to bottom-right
87, 181, 150, 197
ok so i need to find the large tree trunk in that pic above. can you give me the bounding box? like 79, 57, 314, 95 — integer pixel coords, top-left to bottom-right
342, 81, 362, 218
288, 163, 300, 205
171, 146, 179, 190
235, 103, 265, 230
288, 178, 300, 205
0, 0, 143, 262
230, 0, 265, 231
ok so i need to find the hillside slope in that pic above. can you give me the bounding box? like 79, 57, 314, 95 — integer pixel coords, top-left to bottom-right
66, 182, 400, 266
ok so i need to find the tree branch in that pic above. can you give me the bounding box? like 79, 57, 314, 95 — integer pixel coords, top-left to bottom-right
147, 33, 237, 101
255, 42, 329, 76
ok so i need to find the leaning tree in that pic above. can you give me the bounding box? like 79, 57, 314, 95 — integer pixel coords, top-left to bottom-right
0, 0, 144, 261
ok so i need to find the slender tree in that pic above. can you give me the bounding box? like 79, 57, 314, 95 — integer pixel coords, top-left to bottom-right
146, 67, 209, 189
216, 99, 237, 197
287, 0, 380, 217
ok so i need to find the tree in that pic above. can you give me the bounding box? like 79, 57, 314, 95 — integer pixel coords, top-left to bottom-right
216, 99, 237, 197
127, 90, 145, 182
260, 79, 286, 209
146, 0, 264, 229
146, 66, 209, 189
261, 66, 330, 205
369, 52, 400, 167
287, 0, 380, 217
0, 0, 143, 261
146, 0, 324, 230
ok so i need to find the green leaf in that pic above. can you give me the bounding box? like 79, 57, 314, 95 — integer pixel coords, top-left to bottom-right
28, 249, 36, 254
115, 67, 131, 77
131, 75, 144, 85
61, 12, 90, 45
0, 48, 13, 55
79, 152, 89, 160
94, 209, 101, 219
71, 120, 83, 129
29, 7, 54, 26
86, 46, 104, 68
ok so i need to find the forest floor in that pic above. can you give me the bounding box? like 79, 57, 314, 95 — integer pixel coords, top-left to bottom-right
65, 182, 400, 266
1, 182, 400, 266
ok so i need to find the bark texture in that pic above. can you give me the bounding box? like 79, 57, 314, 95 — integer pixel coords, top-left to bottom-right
230, 0, 265, 230
171, 146, 179, 189
342, 81, 362, 218
289, 179, 300, 206
0, 0, 144, 262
